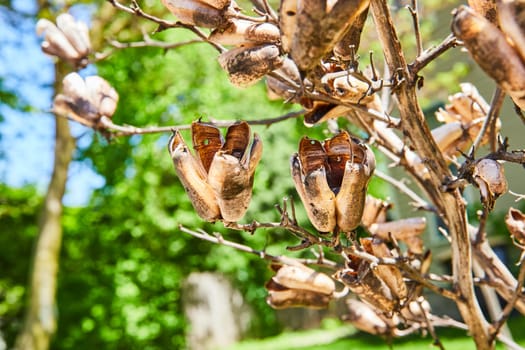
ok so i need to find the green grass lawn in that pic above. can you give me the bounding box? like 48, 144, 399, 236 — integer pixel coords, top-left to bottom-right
223, 317, 525, 350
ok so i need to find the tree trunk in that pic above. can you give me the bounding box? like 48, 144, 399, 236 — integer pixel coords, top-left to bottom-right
14, 61, 75, 350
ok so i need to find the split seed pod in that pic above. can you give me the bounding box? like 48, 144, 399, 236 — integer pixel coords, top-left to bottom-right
265, 262, 335, 309
452, 6, 525, 110
472, 158, 508, 211
36, 13, 91, 68
53, 72, 119, 128
209, 19, 280, 46
361, 238, 408, 301
291, 131, 375, 233
168, 121, 262, 222
218, 44, 284, 87
161, 0, 233, 27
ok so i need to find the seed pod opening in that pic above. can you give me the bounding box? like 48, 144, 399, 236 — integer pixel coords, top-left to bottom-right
169, 121, 262, 222
291, 131, 375, 233
161, 0, 230, 27
53, 72, 119, 127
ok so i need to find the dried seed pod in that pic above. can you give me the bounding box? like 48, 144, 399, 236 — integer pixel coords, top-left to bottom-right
291, 139, 337, 232
36, 15, 91, 67
53, 72, 119, 127
430, 122, 466, 159
290, 0, 370, 71
365, 238, 408, 301
499, 0, 525, 62
291, 131, 375, 233
168, 121, 262, 222
452, 6, 525, 110
344, 299, 390, 335
55, 13, 91, 57
218, 44, 284, 87
161, 0, 228, 27
85, 76, 119, 118
327, 133, 375, 232
361, 195, 391, 228
472, 158, 508, 210
209, 19, 280, 45
334, 268, 396, 312
265, 280, 332, 309
271, 263, 335, 295
321, 71, 374, 104
168, 131, 222, 221
204, 122, 263, 222
468, 0, 498, 22
369, 217, 426, 254
506, 208, 525, 245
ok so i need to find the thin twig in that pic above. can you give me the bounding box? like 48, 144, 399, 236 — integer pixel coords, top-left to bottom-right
407, 0, 423, 58
107, 0, 226, 53
409, 34, 458, 76
374, 170, 436, 212
470, 87, 505, 154
178, 225, 341, 268
94, 111, 304, 136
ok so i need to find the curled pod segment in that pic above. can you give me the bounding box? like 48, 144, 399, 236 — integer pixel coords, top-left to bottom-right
168, 132, 222, 221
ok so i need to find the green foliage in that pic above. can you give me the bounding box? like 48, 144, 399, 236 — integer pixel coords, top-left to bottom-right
0, 184, 41, 345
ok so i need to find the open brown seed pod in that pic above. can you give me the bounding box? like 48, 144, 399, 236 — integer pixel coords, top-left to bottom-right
452, 5, 525, 110
53, 72, 119, 128
291, 131, 375, 233
218, 44, 284, 87
168, 121, 262, 222
364, 238, 408, 301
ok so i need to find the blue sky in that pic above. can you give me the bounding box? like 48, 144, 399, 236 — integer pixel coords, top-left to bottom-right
0, 0, 104, 206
